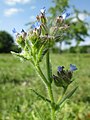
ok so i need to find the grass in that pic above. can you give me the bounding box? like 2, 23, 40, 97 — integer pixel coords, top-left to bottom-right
0, 53, 90, 120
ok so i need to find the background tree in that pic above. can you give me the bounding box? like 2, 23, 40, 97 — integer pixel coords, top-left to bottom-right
49, 0, 90, 53
0, 31, 14, 53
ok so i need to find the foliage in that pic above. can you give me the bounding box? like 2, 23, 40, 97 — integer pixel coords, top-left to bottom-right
64, 45, 90, 53
0, 54, 90, 120
49, 0, 69, 17
49, 0, 90, 50
52, 45, 90, 53
0, 31, 14, 53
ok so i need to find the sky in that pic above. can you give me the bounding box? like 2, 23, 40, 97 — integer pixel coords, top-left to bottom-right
0, 0, 90, 47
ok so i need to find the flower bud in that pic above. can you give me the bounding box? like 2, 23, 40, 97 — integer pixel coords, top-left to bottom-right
21, 29, 27, 39
53, 75, 63, 87
16, 35, 25, 48
53, 64, 77, 88
40, 7, 46, 16
56, 16, 63, 24
40, 15, 47, 24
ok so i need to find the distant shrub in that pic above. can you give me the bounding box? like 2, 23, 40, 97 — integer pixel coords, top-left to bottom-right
11, 45, 21, 53
63, 45, 90, 53
0, 31, 14, 53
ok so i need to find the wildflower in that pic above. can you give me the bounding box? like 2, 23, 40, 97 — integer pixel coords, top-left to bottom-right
53, 64, 77, 88
62, 12, 70, 20
12, 28, 20, 38
40, 7, 46, 15
12, 28, 17, 34
21, 29, 27, 39
31, 21, 41, 30
57, 66, 64, 73
70, 64, 77, 71
40, 7, 47, 24
57, 16, 63, 21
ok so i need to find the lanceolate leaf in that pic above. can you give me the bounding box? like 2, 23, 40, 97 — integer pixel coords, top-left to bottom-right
30, 89, 51, 103
11, 51, 34, 64
11, 51, 28, 60
56, 86, 78, 110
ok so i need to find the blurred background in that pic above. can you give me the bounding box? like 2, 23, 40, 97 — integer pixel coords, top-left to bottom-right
0, 0, 90, 120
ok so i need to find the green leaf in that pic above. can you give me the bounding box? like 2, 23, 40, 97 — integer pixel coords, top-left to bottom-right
34, 106, 45, 120
41, 24, 48, 35
49, 62, 52, 83
30, 89, 51, 104
11, 51, 34, 64
11, 51, 27, 60
37, 41, 48, 63
16, 36, 25, 48
56, 86, 78, 110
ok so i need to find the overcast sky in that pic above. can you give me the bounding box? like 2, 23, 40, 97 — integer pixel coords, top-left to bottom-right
0, 0, 90, 46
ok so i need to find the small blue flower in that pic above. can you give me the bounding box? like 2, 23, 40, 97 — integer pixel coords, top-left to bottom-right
70, 64, 77, 71
40, 7, 46, 14
57, 66, 63, 72
31, 21, 41, 29
12, 28, 17, 34
62, 12, 70, 19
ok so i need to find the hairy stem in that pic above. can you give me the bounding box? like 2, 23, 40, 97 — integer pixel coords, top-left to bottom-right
47, 85, 56, 120
35, 65, 49, 86
57, 88, 67, 104
46, 49, 56, 120
46, 51, 52, 83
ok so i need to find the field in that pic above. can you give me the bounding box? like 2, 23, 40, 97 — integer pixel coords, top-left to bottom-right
0, 53, 90, 120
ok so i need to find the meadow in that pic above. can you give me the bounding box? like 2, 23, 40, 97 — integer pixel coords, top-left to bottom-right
0, 53, 90, 120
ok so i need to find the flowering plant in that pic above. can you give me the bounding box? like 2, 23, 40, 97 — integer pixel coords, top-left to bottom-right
12, 7, 77, 120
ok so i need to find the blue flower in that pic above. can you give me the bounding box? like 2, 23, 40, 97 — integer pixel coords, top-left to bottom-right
62, 12, 70, 19
31, 21, 41, 29
12, 28, 17, 34
40, 7, 46, 14
70, 64, 77, 71
57, 66, 64, 72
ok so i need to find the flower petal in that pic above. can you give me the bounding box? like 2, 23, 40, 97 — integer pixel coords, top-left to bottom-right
12, 28, 17, 34
62, 12, 70, 19
70, 64, 77, 71
40, 7, 46, 14
57, 66, 64, 72
31, 21, 41, 29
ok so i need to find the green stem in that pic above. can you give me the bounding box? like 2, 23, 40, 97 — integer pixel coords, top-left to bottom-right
46, 51, 51, 83
48, 85, 56, 120
36, 65, 49, 86
46, 49, 56, 120
36, 63, 56, 120
51, 107, 55, 120
57, 88, 67, 104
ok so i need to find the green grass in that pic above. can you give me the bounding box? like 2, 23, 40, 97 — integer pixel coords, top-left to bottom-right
0, 53, 90, 120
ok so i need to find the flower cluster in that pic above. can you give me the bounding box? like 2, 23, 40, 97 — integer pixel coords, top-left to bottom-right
53, 64, 77, 89
12, 8, 70, 65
